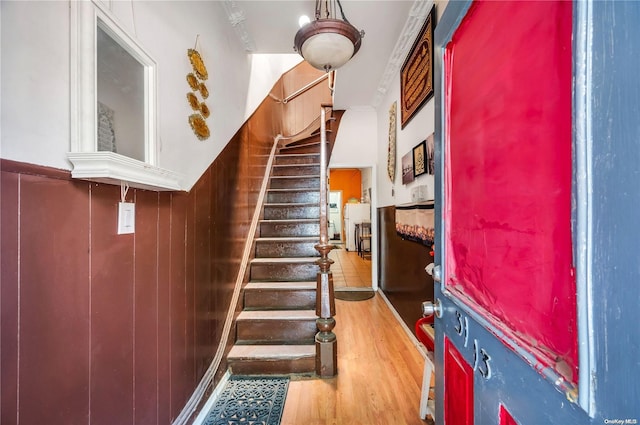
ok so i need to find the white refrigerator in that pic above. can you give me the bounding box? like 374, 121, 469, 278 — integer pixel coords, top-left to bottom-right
343, 203, 371, 251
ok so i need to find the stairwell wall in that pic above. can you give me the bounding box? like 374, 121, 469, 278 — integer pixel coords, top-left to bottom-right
0, 62, 286, 425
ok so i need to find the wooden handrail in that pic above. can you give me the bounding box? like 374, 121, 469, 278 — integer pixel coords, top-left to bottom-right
283, 72, 333, 104
314, 106, 337, 377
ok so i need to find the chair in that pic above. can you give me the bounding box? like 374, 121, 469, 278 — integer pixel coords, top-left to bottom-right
415, 315, 436, 422
356, 221, 371, 259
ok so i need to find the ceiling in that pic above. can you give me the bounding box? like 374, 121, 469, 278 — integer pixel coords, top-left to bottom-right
220, 0, 434, 110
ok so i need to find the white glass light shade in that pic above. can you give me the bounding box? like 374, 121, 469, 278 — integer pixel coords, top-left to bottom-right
294, 18, 362, 72
301, 32, 355, 71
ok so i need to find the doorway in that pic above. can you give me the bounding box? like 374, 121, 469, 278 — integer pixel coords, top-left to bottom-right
329, 190, 343, 243
328, 166, 376, 291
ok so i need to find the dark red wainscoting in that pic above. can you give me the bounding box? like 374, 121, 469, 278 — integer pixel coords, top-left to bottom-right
0, 80, 284, 425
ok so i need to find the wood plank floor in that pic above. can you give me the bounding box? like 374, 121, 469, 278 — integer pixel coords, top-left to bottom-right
281, 293, 429, 424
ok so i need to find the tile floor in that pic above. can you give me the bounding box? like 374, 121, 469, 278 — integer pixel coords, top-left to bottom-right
328, 244, 372, 288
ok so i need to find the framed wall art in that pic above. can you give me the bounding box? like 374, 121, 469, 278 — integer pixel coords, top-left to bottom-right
426, 133, 435, 174
402, 151, 414, 185
413, 140, 427, 178
400, 6, 435, 128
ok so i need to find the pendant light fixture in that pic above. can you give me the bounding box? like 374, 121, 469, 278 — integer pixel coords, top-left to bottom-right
294, 0, 365, 72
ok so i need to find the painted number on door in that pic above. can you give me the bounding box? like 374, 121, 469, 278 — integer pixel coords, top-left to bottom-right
453, 309, 492, 379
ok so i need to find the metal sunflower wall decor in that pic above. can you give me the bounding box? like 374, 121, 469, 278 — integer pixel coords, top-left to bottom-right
186, 43, 211, 141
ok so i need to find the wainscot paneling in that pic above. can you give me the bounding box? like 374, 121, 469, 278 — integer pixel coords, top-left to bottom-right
0, 78, 283, 425
377, 205, 434, 330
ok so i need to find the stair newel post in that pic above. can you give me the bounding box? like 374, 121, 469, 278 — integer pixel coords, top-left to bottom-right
315, 106, 337, 377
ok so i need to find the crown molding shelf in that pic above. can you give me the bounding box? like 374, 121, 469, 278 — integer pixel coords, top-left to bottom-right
67, 152, 183, 191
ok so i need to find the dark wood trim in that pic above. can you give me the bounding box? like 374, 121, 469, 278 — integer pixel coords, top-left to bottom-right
1, 158, 73, 181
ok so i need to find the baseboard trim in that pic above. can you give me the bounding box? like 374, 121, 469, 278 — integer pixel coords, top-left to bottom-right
191, 370, 231, 425
378, 290, 428, 359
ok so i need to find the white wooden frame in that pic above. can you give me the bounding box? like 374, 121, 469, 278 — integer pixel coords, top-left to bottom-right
68, 0, 182, 191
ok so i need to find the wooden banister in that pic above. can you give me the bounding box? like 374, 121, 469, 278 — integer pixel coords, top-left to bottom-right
315, 106, 337, 377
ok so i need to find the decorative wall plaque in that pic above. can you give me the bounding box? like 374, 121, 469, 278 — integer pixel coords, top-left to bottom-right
189, 114, 210, 141
187, 92, 199, 110
186, 73, 198, 90
186, 46, 210, 140
400, 6, 435, 128
387, 101, 397, 183
188, 48, 208, 80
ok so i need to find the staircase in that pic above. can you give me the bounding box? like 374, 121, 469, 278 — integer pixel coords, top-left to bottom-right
227, 138, 324, 375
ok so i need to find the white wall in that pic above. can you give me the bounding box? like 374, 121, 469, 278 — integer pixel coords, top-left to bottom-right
329, 107, 378, 168
0, 1, 293, 191
374, 0, 450, 207
376, 76, 436, 207
246, 54, 302, 118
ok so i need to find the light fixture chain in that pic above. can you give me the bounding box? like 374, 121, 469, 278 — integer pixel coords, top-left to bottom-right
335, 0, 350, 23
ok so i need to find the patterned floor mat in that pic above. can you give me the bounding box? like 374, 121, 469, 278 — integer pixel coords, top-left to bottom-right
202, 376, 289, 425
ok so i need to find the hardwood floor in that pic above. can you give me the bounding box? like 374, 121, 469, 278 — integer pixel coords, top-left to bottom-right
281, 293, 429, 424
329, 246, 372, 289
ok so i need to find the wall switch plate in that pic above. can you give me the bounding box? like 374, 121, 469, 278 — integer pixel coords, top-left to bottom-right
117, 202, 135, 234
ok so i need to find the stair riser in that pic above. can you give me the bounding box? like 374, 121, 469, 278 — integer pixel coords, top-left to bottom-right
263, 205, 320, 220
273, 165, 320, 176
228, 358, 315, 376
270, 177, 319, 190
236, 320, 317, 344
255, 241, 319, 258
267, 191, 320, 204
279, 145, 323, 155
250, 263, 318, 282
260, 222, 319, 238
244, 289, 316, 310
275, 155, 320, 165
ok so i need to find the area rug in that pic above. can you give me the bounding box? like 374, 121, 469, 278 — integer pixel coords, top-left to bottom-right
335, 289, 375, 301
203, 376, 289, 425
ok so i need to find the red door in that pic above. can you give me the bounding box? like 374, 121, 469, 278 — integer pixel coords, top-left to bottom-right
433, 1, 585, 423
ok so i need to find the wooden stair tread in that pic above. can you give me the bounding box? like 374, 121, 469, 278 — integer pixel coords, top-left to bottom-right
255, 236, 318, 242
273, 163, 320, 167
259, 218, 318, 223
250, 257, 318, 264
268, 188, 319, 192
275, 153, 320, 157
245, 281, 316, 290
237, 310, 317, 320
263, 202, 319, 207
228, 344, 315, 360
270, 175, 321, 179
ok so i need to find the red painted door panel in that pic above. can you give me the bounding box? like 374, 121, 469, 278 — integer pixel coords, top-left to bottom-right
443, 0, 575, 380
444, 337, 473, 425
499, 405, 518, 425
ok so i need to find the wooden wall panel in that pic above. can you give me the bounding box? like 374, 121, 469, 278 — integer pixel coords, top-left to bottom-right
184, 187, 197, 389
377, 206, 434, 330
1, 171, 20, 425
134, 190, 160, 425
281, 61, 329, 136
169, 191, 189, 418
18, 176, 91, 424
90, 183, 135, 425
157, 192, 172, 424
